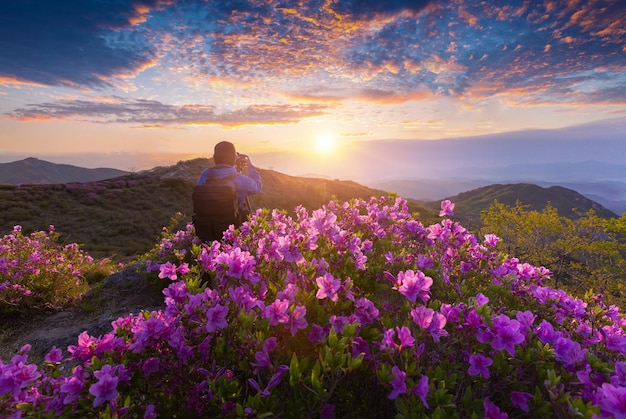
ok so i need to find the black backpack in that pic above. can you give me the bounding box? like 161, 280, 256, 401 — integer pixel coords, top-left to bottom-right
192, 174, 240, 242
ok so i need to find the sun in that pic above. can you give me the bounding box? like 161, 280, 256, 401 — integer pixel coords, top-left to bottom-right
314, 133, 337, 154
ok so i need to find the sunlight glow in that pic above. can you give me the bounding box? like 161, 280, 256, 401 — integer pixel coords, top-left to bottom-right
314, 133, 337, 154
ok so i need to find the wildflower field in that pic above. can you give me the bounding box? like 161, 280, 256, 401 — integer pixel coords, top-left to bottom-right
1, 196, 625, 418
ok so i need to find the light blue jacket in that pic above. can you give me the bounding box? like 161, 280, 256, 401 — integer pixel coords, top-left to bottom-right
196, 164, 262, 207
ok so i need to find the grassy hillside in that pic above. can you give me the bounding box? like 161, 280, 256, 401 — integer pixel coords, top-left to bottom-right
0, 158, 436, 259
424, 183, 618, 227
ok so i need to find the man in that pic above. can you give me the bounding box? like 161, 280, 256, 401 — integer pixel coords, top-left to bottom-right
197, 141, 262, 206
193, 141, 262, 241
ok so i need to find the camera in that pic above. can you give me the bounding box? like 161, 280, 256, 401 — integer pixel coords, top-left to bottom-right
235, 153, 249, 172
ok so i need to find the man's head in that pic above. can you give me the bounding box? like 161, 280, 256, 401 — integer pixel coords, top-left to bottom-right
213, 141, 237, 166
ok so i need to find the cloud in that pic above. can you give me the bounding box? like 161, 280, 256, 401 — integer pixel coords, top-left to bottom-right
285, 87, 430, 104
329, 0, 439, 20
0, 0, 169, 87
0, 0, 624, 109
4, 97, 330, 126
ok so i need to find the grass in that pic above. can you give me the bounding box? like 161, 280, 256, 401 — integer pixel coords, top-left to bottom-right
0, 158, 437, 261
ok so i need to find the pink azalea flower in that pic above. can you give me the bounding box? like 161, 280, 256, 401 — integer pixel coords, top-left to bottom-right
475, 293, 489, 307
89, 367, 119, 408
484, 233, 500, 247
44, 346, 63, 363
491, 314, 525, 356
206, 304, 229, 332
396, 326, 415, 349
158, 262, 178, 280
410, 306, 434, 329
176, 262, 190, 275
289, 305, 308, 336
263, 299, 290, 326
596, 382, 626, 418
428, 312, 448, 342
60, 374, 85, 405
427, 223, 449, 242
393, 270, 433, 303
316, 273, 341, 302
439, 199, 455, 217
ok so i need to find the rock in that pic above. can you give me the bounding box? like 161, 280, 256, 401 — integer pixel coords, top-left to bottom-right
0, 263, 166, 364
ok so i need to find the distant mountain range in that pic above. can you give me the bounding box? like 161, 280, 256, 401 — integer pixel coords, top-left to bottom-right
0, 157, 128, 184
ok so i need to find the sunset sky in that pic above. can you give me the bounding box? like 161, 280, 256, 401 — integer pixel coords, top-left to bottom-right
1, 0, 625, 175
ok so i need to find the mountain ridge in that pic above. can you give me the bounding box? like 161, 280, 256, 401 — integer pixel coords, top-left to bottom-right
0, 158, 433, 259
422, 183, 618, 227
0, 158, 617, 259
0, 157, 129, 185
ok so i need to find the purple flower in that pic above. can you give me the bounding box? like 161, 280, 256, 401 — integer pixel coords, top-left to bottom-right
484, 234, 499, 247
176, 262, 190, 276
89, 366, 119, 408
308, 324, 327, 343
427, 223, 449, 242
206, 304, 229, 332
484, 397, 508, 418
388, 366, 407, 400
468, 353, 493, 379
428, 312, 448, 342
596, 382, 626, 418
553, 337, 586, 367
417, 254, 433, 269
142, 357, 160, 377
393, 270, 433, 303
44, 346, 63, 363
534, 319, 561, 345
465, 310, 482, 328
439, 199, 455, 217
144, 404, 157, 419
158, 262, 178, 280
263, 299, 290, 326
289, 305, 308, 336
475, 293, 489, 307
491, 314, 525, 356
60, 374, 85, 405
515, 310, 536, 332
353, 298, 380, 325
396, 326, 415, 349
316, 273, 341, 302
411, 375, 429, 408
267, 365, 289, 390
511, 391, 532, 412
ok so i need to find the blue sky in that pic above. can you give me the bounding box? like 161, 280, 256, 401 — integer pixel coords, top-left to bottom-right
0, 0, 625, 173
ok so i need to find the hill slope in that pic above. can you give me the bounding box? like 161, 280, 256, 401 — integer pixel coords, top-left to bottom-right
425, 183, 618, 226
0, 158, 435, 259
0, 157, 128, 184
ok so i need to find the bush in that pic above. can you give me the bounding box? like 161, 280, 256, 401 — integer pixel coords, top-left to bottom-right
0, 225, 118, 314
1, 197, 625, 418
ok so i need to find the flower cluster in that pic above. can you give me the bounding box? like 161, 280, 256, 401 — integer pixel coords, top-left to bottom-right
0, 225, 115, 313
1, 197, 624, 418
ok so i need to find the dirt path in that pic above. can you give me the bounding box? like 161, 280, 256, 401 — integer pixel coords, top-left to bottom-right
0, 264, 165, 365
